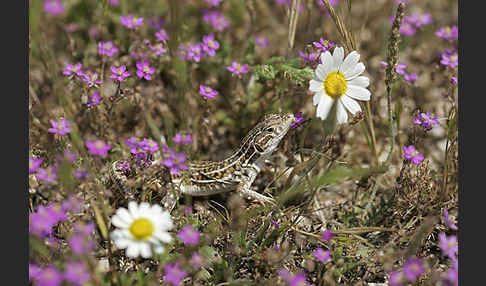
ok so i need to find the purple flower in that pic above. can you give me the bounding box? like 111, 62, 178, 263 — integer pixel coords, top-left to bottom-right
298, 50, 319, 66
321, 229, 335, 242
30, 263, 42, 281
451, 76, 458, 85
403, 145, 424, 165
149, 16, 165, 29
139, 138, 160, 153
440, 51, 458, 69
117, 160, 130, 171
98, 41, 119, 57
435, 26, 458, 41
270, 220, 281, 229
199, 84, 219, 99
205, 0, 223, 6
202, 33, 220, 57
29, 205, 58, 237
403, 257, 425, 281
30, 157, 43, 174
150, 42, 167, 56
414, 112, 440, 131
44, 0, 64, 15
184, 206, 193, 216
190, 252, 205, 268
313, 37, 335, 53
109, 0, 119, 6
187, 42, 203, 62
136, 60, 156, 80
278, 269, 309, 286
81, 71, 103, 87
46, 203, 68, 223
64, 261, 91, 286
57, 149, 77, 163
73, 168, 88, 180
63, 63, 85, 77
163, 263, 188, 286
120, 14, 144, 29
177, 42, 191, 60
227, 61, 249, 76
162, 149, 188, 175
173, 133, 193, 144
389, 270, 406, 286
36, 167, 58, 183
48, 118, 72, 136
155, 29, 169, 43
443, 259, 458, 286
202, 10, 231, 31
87, 91, 103, 108
439, 232, 458, 259
85, 139, 111, 158
177, 225, 201, 245
395, 63, 407, 75
290, 112, 305, 128
313, 248, 331, 263
318, 0, 339, 6
400, 21, 416, 36
110, 65, 131, 82
254, 36, 269, 48
406, 13, 433, 27
404, 72, 418, 83
36, 266, 63, 286
68, 223, 95, 256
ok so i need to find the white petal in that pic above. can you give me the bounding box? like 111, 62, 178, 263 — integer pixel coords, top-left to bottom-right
316, 95, 334, 120
155, 230, 173, 243
313, 93, 321, 106
111, 215, 130, 228
344, 62, 365, 80
346, 85, 371, 101
153, 244, 165, 254
340, 95, 362, 115
112, 208, 133, 228
332, 47, 345, 69
126, 242, 141, 258
150, 204, 162, 214
110, 229, 124, 240
139, 202, 150, 213
336, 100, 348, 124
139, 243, 152, 258
128, 202, 139, 218
339, 51, 360, 75
309, 79, 323, 93
320, 51, 333, 68
114, 237, 131, 249
315, 64, 326, 81
348, 76, 369, 88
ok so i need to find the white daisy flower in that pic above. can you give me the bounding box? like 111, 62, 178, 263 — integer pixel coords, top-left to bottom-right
110, 201, 174, 258
309, 46, 371, 124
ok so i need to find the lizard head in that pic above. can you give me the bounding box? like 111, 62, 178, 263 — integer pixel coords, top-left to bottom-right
252, 113, 295, 155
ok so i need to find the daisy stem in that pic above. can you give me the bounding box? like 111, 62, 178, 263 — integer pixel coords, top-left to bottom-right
364, 101, 379, 164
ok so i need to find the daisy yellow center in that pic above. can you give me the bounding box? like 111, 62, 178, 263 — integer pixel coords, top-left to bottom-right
323, 71, 347, 99
143, 66, 149, 73
129, 218, 154, 240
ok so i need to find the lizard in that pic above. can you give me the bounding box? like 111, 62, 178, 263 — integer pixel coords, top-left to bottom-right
108, 113, 296, 210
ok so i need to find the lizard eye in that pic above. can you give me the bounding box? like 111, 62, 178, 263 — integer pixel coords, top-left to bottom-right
266, 127, 275, 133
254, 144, 265, 153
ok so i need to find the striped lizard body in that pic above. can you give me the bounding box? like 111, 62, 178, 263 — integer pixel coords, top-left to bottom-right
109, 113, 295, 207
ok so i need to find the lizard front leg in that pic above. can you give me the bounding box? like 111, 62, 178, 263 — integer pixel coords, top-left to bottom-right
236, 164, 276, 205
